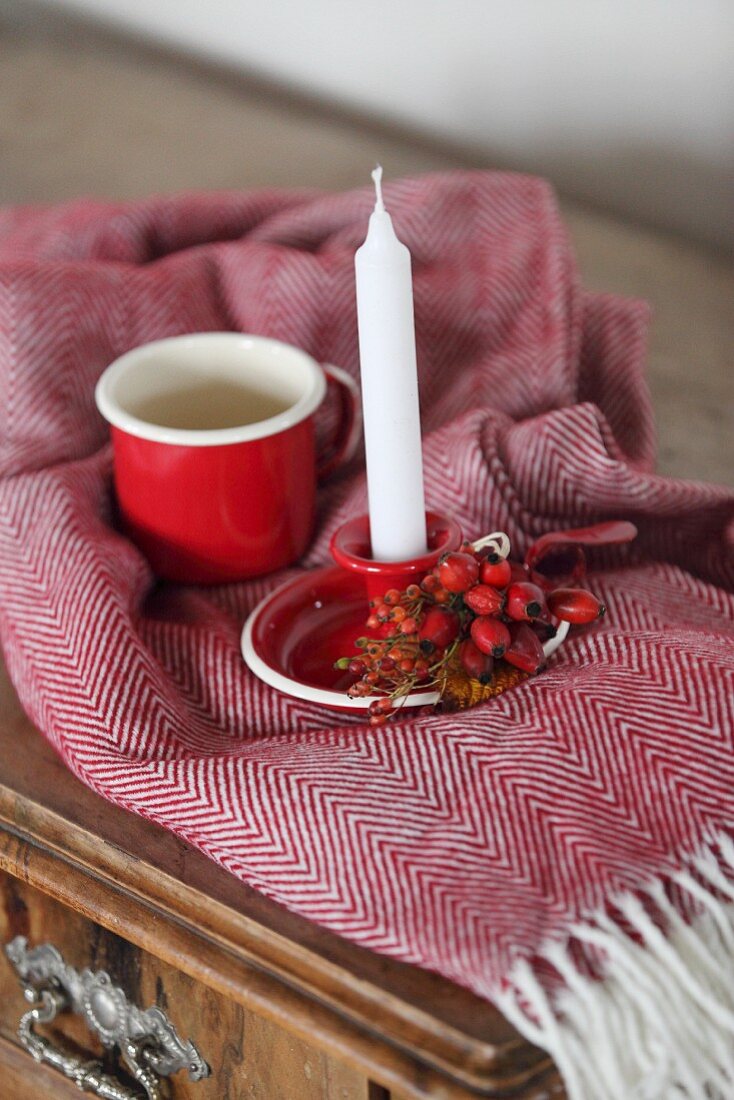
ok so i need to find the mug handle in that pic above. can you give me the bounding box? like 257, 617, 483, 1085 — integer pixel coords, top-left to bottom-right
317, 364, 362, 480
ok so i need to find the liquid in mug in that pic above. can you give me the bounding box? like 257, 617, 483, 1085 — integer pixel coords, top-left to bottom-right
127, 379, 291, 431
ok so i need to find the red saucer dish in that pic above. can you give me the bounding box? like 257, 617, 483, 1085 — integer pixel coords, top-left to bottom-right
241, 565, 440, 712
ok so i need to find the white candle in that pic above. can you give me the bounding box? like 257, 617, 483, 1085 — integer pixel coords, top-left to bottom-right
355, 167, 427, 562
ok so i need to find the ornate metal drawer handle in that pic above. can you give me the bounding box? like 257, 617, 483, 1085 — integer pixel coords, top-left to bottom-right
5, 936, 209, 1099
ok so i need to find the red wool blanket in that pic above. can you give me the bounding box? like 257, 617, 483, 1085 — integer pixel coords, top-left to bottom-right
1, 175, 733, 1099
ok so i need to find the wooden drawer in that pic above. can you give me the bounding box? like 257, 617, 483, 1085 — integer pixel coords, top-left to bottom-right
0, 871, 369, 1099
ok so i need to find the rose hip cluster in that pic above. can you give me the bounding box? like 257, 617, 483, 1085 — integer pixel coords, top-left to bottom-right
338, 540, 606, 726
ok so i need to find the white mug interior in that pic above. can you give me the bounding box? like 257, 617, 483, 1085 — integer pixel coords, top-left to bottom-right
95, 333, 327, 447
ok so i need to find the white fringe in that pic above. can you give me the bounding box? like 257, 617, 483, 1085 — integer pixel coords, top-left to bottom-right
493, 834, 734, 1100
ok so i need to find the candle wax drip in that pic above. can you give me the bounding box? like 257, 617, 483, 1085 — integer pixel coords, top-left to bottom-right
371, 165, 385, 211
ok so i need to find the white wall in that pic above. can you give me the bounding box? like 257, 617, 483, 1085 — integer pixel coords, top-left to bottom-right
42, 0, 734, 248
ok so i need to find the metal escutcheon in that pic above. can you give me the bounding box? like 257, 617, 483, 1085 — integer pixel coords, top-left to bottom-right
5, 936, 210, 1099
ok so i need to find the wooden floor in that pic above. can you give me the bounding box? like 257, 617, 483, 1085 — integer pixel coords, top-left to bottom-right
0, 4, 731, 486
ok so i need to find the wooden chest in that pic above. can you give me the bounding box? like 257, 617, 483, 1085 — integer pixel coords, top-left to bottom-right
0, 656, 564, 1099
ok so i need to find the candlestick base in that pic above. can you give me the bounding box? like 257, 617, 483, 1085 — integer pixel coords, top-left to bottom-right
329, 511, 463, 602
241, 511, 462, 712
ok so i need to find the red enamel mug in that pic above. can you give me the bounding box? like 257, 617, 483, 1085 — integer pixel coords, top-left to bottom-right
95, 333, 360, 583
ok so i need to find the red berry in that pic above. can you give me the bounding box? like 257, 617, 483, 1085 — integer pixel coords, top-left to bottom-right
433, 587, 451, 604
464, 584, 506, 617
479, 556, 512, 588
548, 587, 606, 624
509, 561, 529, 583
366, 613, 380, 629
418, 606, 460, 648
459, 639, 494, 683
504, 622, 546, 673
369, 697, 393, 716
421, 574, 440, 593
348, 681, 371, 697
390, 605, 407, 623
399, 617, 419, 635
379, 656, 396, 671
470, 616, 511, 658
348, 659, 366, 677
399, 658, 416, 673
383, 588, 401, 606
406, 584, 422, 600
375, 603, 391, 621
505, 581, 547, 622
438, 552, 479, 593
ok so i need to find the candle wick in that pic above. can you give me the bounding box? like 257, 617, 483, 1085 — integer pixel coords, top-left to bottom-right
371, 165, 385, 211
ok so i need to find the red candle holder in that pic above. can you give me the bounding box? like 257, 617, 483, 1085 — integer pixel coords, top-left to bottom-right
241, 511, 624, 713
330, 511, 462, 602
